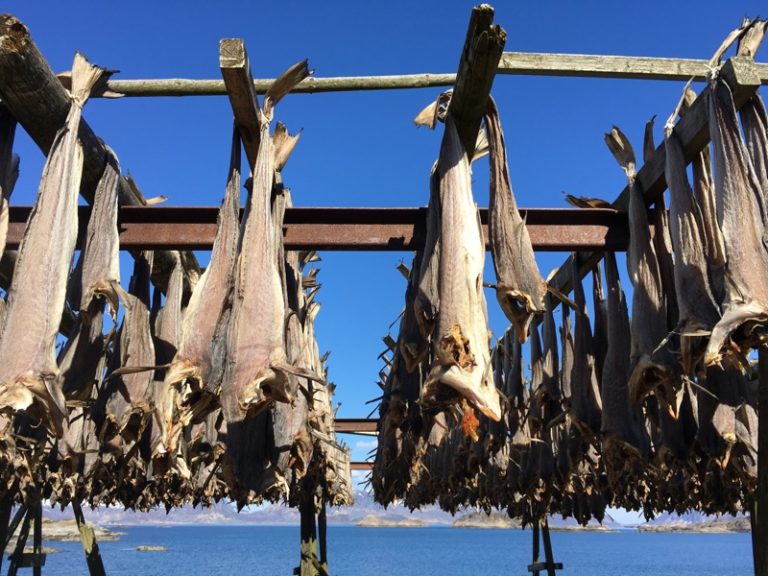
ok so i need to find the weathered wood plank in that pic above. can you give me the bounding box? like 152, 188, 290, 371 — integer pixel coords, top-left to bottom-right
450, 4, 507, 157
219, 38, 261, 169
0, 13, 199, 294
98, 55, 768, 98
72, 501, 107, 576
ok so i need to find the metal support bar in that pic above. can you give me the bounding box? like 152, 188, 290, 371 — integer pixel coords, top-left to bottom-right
3, 205, 631, 252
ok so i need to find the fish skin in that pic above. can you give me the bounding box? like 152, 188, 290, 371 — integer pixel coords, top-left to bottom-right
150, 251, 184, 457
423, 115, 500, 422
600, 252, 649, 457
0, 54, 106, 435
78, 151, 121, 318
222, 64, 309, 424
162, 130, 241, 451
413, 169, 441, 342
605, 127, 677, 408
704, 78, 768, 365
100, 251, 155, 444
591, 263, 608, 383
664, 128, 720, 374
569, 256, 602, 434
485, 98, 546, 342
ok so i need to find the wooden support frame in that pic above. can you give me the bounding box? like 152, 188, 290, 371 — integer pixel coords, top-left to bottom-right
0, 14, 199, 296
72, 501, 107, 576
220, 39, 262, 170
540, 56, 763, 318
97, 53, 768, 98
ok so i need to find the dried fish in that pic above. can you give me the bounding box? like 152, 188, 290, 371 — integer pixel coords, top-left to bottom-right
163, 130, 241, 450
422, 114, 500, 422
222, 61, 310, 425
704, 77, 768, 365
0, 54, 108, 435
99, 252, 155, 444
663, 114, 720, 373
569, 256, 602, 434
485, 98, 546, 342
605, 126, 676, 407
600, 252, 649, 459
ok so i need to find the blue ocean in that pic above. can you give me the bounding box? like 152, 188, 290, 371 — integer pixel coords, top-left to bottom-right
15, 525, 752, 576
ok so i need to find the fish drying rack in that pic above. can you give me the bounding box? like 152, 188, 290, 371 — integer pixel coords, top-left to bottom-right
1, 4, 768, 576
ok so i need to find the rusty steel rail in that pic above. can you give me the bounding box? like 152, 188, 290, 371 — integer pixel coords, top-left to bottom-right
350, 462, 374, 471
5, 205, 630, 252
335, 419, 379, 434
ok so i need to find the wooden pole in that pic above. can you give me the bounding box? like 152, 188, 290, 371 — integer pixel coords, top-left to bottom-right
317, 498, 328, 576
0, 497, 11, 573
93, 54, 768, 98
298, 489, 319, 576
752, 346, 768, 576
31, 502, 41, 576
0, 14, 199, 296
7, 506, 31, 576
72, 501, 107, 576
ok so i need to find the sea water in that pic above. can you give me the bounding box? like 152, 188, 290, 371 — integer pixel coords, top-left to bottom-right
18, 525, 752, 576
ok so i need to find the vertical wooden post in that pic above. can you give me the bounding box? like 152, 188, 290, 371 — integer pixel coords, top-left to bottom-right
752, 346, 768, 576
31, 502, 41, 576
0, 497, 13, 573
7, 506, 31, 576
299, 486, 319, 576
72, 500, 107, 576
317, 498, 328, 576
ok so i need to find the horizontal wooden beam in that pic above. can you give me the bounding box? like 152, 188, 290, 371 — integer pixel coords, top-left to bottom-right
4, 205, 631, 252
350, 462, 373, 471
95, 53, 768, 98
499, 51, 768, 82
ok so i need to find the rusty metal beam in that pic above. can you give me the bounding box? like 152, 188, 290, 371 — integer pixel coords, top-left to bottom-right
334, 419, 379, 434
5, 205, 630, 252
350, 462, 373, 471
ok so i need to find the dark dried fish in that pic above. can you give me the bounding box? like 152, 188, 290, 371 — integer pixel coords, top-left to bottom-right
663, 115, 720, 373
605, 127, 676, 407
704, 78, 768, 365
485, 98, 546, 342
569, 256, 602, 434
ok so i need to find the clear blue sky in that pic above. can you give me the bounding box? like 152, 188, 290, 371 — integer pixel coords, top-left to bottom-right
4, 1, 765, 521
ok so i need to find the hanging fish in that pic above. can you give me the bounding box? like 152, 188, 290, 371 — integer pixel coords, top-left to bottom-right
162, 129, 241, 452
605, 126, 678, 409
222, 61, 311, 425
0, 53, 108, 435
704, 77, 768, 365
663, 103, 720, 374
422, 114, 501, 422
485, 98, 546, 342
569, 256, 602, 434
